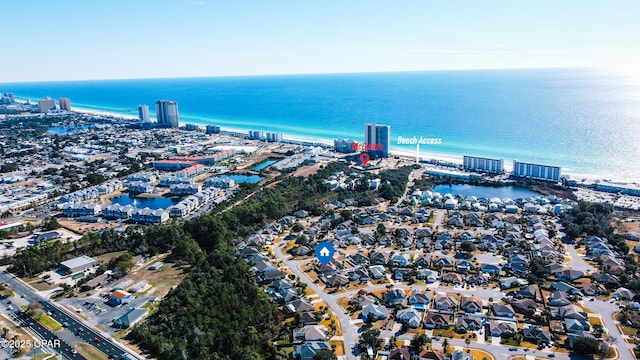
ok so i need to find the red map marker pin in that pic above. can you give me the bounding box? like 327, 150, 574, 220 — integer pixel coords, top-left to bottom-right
360, 153, 370, 166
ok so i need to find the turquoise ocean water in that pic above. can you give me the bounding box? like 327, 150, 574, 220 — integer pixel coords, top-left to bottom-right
2, 68, 640, 181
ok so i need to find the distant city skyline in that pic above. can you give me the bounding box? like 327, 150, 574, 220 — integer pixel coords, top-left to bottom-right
1, 1, 639, 82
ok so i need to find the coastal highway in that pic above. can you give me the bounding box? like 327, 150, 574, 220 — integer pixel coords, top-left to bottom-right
0, 268, 141, 360
10, 309, 86, 359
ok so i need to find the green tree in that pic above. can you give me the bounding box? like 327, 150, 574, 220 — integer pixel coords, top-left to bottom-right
358, 328, 381, 352
565, 223, 581, 239
113, 253, 134, 274
460, 241, 476, 254
410, 334, 430, 352
572, 336, 600, 356
442, 339, 450, 355
292, 222, 305, 233
43, 216, 61, 230
313, 349, 337, 360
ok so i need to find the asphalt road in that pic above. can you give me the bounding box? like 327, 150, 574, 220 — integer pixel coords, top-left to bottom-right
583, 299, 635, 360
275, 242, 359, 360
0, 269, 140, 360
11, 309, 85, 360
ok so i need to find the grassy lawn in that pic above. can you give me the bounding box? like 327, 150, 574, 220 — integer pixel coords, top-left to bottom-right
329, 340, 345, 355
76, 343, 108, 360
432, 326, 457, 339
469, 349, 495, 360
576, 303, 595, 314
589, 317, 604, 327
320, 314, 342, 336
0, 314, 35, 355
112, 329, 129, 340
305, 286, 315, 296
38, 313, 63, 331
28, 280, 56, 291
620, 325, 637, 336
127, 259, 187, 299
33, 354, 56, 360
94, 251, 127, 264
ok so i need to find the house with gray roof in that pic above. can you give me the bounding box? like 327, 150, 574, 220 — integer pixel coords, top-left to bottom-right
396, 308, 422, 328
362, 303, 388, 320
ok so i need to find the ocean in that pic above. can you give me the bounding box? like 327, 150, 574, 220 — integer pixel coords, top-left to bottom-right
2, 68, 640, 182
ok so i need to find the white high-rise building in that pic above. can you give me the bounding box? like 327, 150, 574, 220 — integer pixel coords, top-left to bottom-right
512, 160, 561, 182
463, 155, 504, 174
155, 100, 179, 128
138, 104, 150, 123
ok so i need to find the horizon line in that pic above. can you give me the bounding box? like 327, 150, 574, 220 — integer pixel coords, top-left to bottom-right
0, 65, 599, 85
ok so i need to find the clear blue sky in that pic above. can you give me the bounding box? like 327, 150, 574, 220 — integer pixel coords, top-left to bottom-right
2, 0, 639, 82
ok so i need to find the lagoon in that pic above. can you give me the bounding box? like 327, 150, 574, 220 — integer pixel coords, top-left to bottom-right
219, 174, 263, 184
250, 158, 278, 171
110, 195, 177, 209
47, 124, 95, 135
432, 184, 541, 200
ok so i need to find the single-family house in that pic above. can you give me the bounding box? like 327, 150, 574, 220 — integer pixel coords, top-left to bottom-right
511, 299, 538, 315
480, 264, 501, 276
460, 296, 482, 313
391, 253, 411, 267
383, 289, 407, 306
455, 260, 475, 273
491, 303, 515, 318
441, 272, 464, 285
369, 265, 386, 279
523, 325, 552, 345
434, 294, 458, 311
409, 290, 432, 306
293, 325, 329, 342
417, 269, 438, 283
455, 315, 483, 333
293, 342, 330, 360
424, 311, 452, 329
396, 308, 422, 328
362, 303, 388, 320
488, 320, 517, 337
547, 290, 571, 307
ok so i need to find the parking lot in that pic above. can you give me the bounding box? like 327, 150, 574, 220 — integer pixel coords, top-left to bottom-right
59, 294, 154, 334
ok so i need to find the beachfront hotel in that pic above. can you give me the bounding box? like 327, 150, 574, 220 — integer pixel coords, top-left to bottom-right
364, 123, 390, 157
138, 104, 150, 123
59, 97, 71, 111
463, 155, 505, 174
512, 160, 561, 182
37, 96, 56, 113
155, 100, 179, 128
334, 139, 357, 154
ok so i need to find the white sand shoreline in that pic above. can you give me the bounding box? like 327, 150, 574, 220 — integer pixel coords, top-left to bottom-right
62, 106, 637, 185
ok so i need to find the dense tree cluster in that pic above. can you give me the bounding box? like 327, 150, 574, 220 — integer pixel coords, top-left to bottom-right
11, 225, 187, 276
129, 250, 278, 360
377, 166, 414, 200
561, 201, 614, 240
129, 164, 350, 359
572, 336, 601, 355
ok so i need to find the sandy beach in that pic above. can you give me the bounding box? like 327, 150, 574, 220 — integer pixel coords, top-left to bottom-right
46, 105, 639, 186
